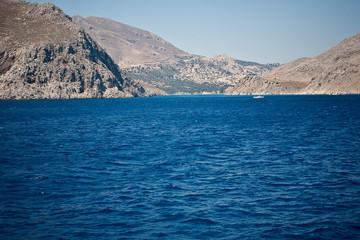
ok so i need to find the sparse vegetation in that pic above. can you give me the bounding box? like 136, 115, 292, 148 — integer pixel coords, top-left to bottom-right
124, 55, 278, 94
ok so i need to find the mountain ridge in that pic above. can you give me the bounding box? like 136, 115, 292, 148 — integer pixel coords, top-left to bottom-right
73, 15, 279, 94
1, 2, 357, 98
262, 33, 360, 94
226, 33, 360, 95
72, 15, 191, 68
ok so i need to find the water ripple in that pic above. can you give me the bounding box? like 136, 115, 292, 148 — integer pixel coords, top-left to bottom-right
1, 95, 360, 239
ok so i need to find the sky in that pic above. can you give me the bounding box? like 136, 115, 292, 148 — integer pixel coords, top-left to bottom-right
28, 0, 360, 64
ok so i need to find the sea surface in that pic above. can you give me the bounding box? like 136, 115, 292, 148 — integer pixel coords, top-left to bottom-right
1, 95, 360, 239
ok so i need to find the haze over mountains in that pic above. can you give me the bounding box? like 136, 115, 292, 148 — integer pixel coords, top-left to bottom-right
0, 0, 147, 100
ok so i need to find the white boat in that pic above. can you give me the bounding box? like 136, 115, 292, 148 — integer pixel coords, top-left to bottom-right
253, 95, 264, 99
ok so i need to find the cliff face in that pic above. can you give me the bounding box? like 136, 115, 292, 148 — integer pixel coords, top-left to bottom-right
0, 0, 147, 100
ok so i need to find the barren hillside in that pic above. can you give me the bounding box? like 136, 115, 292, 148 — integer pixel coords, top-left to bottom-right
73, 16, 279, 94
227, 33, 360, 95
264, 33, 360, 94
72, 15, 191, 68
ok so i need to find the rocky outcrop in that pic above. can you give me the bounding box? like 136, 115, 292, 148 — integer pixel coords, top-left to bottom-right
0, 0, 147, 100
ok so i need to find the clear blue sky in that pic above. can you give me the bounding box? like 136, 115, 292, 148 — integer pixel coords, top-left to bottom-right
28, 0, 360, 64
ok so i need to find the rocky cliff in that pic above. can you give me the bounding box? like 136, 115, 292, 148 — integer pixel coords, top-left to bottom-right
227, 33, 360, 95
73, 16, 279, 94
0, 0, 147, 100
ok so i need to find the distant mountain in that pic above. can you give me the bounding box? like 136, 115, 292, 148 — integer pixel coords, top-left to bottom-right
73, 16, 279, 94
227, 33, 360, 95
72, 15, 191, 68
0, 0, 147, 100
126, 54, 278, 94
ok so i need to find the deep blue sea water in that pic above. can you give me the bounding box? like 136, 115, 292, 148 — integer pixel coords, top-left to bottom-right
1, 95, 360, 240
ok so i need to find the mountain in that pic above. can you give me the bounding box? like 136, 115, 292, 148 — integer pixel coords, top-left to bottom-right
126, 54, 278, 94
227, 33, 360, 95
0, 0, 147, 100
72, 15, 191, 68
73, 16, 279, 94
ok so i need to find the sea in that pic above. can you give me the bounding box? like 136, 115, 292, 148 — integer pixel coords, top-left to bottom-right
0, 95, 360, 239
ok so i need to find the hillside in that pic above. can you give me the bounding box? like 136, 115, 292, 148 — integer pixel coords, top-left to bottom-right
126, 54, 278, 94
73, 16, 279, 94
72, 15, 191, 68
0, 0, 147, 100
227, 33, 360, 95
